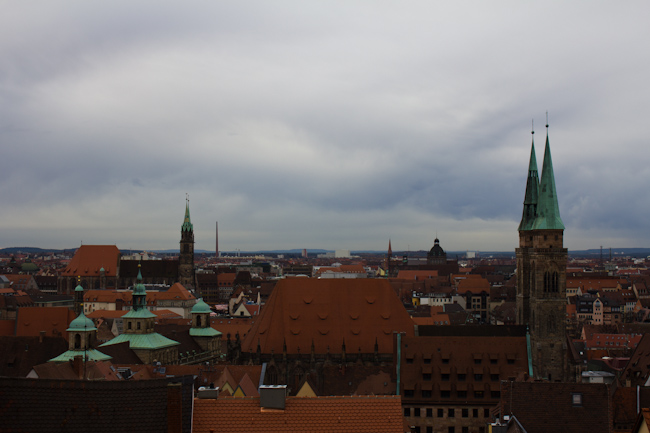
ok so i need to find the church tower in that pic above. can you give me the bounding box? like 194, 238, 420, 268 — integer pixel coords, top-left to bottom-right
179, 196, 195, 289
516, 123, 567, 381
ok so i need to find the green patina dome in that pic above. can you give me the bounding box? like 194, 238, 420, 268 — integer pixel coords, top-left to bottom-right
67, 312, 96, 332
191, 298, 212, 314
75, 283, 84, 292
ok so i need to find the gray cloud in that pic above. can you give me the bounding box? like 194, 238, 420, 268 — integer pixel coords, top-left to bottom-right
2, 2, 650, 252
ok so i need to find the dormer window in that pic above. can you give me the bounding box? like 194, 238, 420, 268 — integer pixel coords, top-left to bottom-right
572, 393, 583, 406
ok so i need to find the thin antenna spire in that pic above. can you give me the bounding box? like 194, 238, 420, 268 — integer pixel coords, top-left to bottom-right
531, 119, 534, 136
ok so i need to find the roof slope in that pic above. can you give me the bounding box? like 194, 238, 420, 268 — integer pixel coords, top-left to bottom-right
15, 307, 76, 340
500, 381, 610, 433
241, 279, 414, 354
62, 245, 120, 277
193, 396, 405, 433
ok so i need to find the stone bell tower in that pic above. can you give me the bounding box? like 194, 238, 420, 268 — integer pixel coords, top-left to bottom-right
516, 122, 568, 381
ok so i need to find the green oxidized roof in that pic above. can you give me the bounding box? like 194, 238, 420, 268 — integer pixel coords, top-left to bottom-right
190, 327, 222, 337
181, 202, 193, 232
533, 134, 565, 230
75, 284, 84, 292
191, 298, 212, 314
99, 332, 180, 350
67, 312, 96, 332
49, 348, 112, 363
133, 267, 147, 297
123, 308, 157, 319
518, 139, 540, 232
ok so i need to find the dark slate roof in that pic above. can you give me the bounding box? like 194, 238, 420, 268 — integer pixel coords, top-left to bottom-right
120, 259, 179, 280
499, 381, 611, 433
0, 336, 68, 377
0, 376, 194, 433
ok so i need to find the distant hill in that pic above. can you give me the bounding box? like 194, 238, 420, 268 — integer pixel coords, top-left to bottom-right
2, 246, 649, 258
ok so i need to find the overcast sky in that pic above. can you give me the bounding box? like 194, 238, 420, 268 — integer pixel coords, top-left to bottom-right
1, 2, 649, 253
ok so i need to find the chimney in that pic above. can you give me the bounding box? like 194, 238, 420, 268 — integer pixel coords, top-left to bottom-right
259, 385, 286, 410
72, 355, 84, 379
197, 386, 220, 399
167, 382, 183, 433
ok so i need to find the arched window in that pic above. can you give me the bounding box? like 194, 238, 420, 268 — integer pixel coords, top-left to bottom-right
196, 315, 202, 328
74, 333, 81, 349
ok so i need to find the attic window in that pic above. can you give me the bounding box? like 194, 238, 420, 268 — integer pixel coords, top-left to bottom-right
572, 393, 583, 406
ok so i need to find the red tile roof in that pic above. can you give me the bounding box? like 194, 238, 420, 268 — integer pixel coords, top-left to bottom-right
62, 245, 120, 277
15, 307, 76, 340
192, 395, 406, 433
241, 279, 415, 355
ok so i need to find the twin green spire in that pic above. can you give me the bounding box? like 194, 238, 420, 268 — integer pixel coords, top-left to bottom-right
519, 127, 564, 231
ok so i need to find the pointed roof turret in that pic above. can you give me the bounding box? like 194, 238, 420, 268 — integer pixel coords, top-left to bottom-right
533, 127, 564, 230
132, 264, 148, 311
182, 195, 193, 232
518, 129, 540, 232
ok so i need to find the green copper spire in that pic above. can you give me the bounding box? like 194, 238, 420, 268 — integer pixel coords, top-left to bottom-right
132, 264, 147, 311
518, 133, 539, 231
182, 195, 193, 232
533, 130, 564, 230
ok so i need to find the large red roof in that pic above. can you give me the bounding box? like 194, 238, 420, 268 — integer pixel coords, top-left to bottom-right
62, 245, 120, 277
241, 279, 415, 355
193, 396, 406, 433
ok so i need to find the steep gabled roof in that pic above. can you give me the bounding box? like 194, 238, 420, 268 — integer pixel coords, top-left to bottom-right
241, 279, 414, 355
62, 245, 120, 277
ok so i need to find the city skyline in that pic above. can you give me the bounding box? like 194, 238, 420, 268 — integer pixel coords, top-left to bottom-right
2, 2, 650, 252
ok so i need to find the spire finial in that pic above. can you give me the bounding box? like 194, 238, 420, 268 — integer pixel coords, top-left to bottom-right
545, 111, 549, 130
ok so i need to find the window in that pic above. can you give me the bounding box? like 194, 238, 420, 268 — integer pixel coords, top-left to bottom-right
462, 408, 468, 418
441, 390, 450, 398
422, 390, 432, 398
404, 390, 414, 398
414, 408, 421, 417
414, 428, 421, 433
457, 391, 467, 398
473, 409, 478, 418
437, 409, 444, 418
404, 408, 410, 417
426, 408, 433, 418
462, 428, 469, 433
442, 358, 450, 364
474, 391, 484, 398
427, 427, 433, 433
457, 374, 466, 381
406, 358, 414, 364
424, 358, 431, 364
448, 428, 455, 433
572, 393, 583, 406
491, 391, 501, 398
484, 409, 490, 418
507, 359, 515, 365
491, 374, 499, 381
448, 409, 455, 418
441, 373, 450, 381
474, 374, 483, 381
423, 373, 432, 381
474, 358, 482, 364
